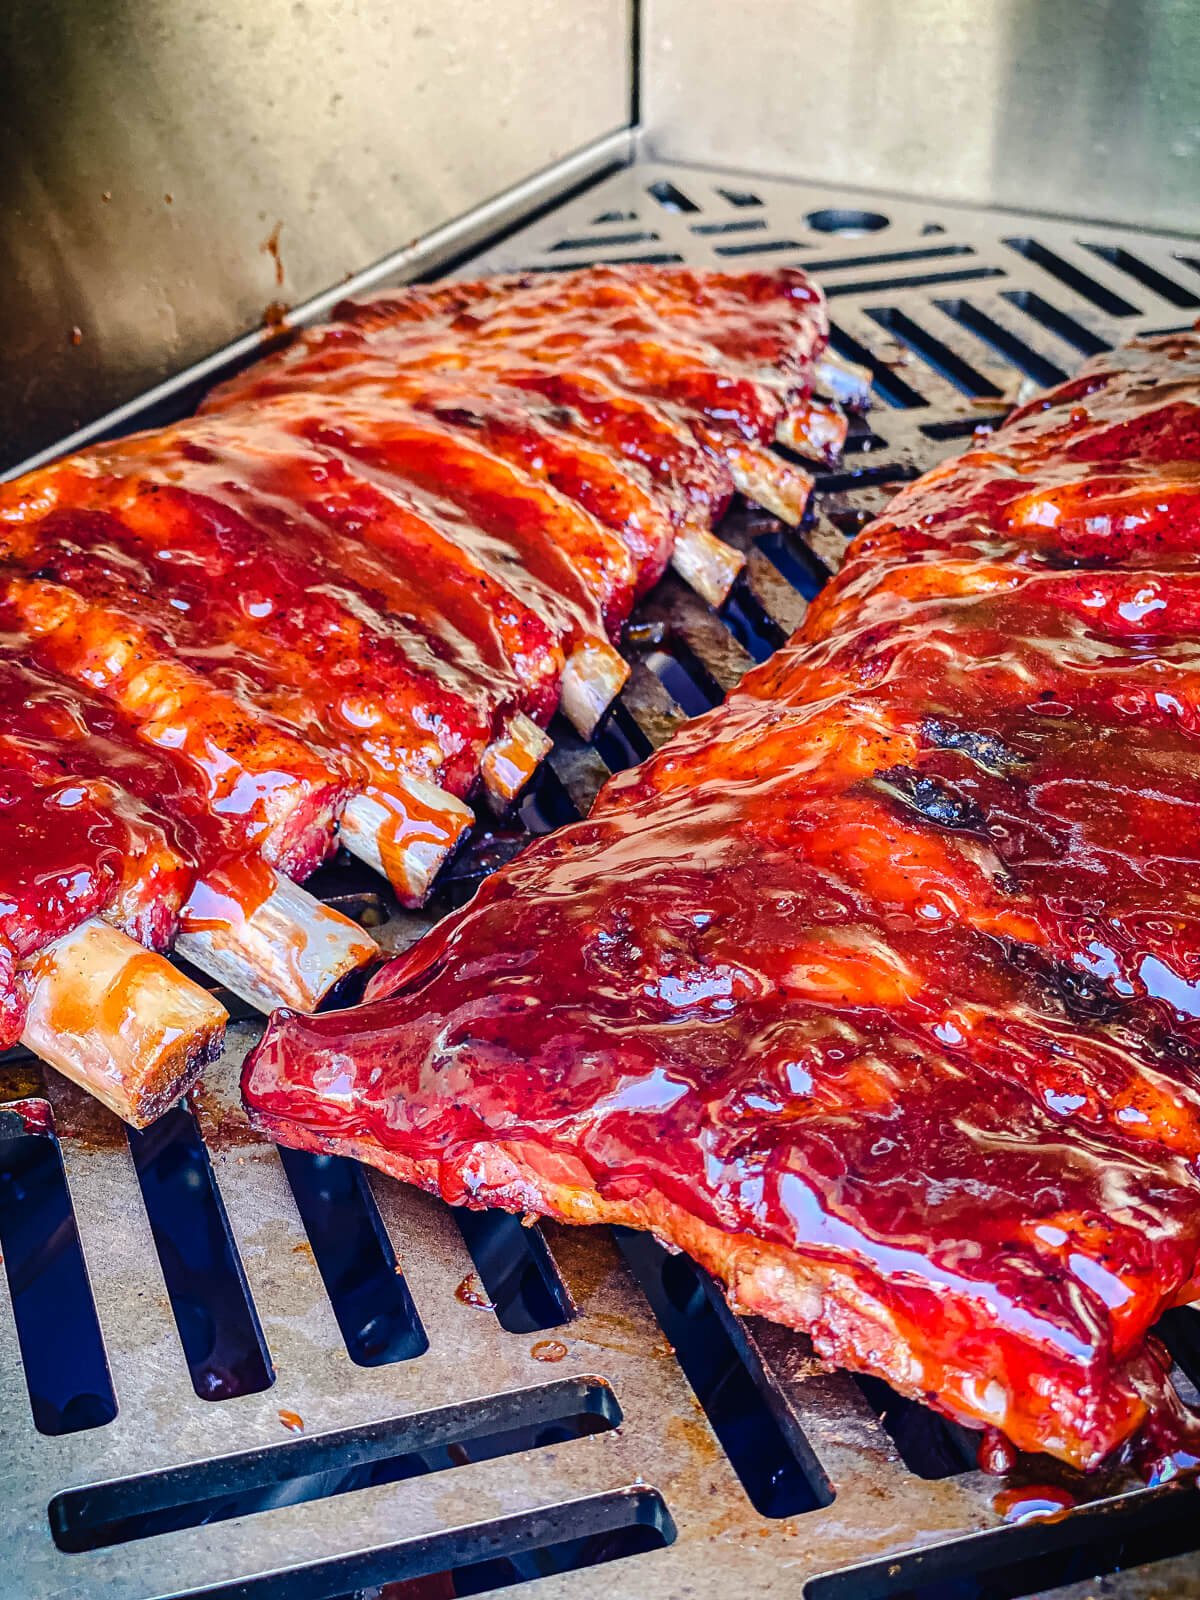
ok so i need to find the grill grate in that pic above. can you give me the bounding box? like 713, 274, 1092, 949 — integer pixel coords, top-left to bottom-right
2, 160, 1200, 1599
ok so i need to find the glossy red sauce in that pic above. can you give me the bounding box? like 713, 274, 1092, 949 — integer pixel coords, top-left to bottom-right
245, 334, 1200, 1474
0, 263, 831, 1041
0, 626, 278, 1045
204, 264, 825, 463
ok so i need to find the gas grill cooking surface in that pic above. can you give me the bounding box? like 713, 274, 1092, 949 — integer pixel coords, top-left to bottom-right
3, 161, 1200, 1600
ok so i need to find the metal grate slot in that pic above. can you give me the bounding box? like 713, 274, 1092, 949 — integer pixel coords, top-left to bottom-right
189, 1487, 674, 1600
853, 1374, 981, 1480
1000, 289, 1113, 355
646, 179, 700, 213
277, 1147, 428, 1366
690, 217, 768, 236
517, 749, 583, 832
808, 243, 976, 274
827, 322, 930, 408
0, 1103, 117, 1434
549, 230, 663, 253
826, 265, 1005, 299
614, 1230, 833, 1518
919, 414, 1006, 441
1003, 239, 1141, 317
717, 187, 763, 208
640, 640, 724, 716
1157, 1307, 1200, 1398
50, 1377, 618, 1553
127, 1104, 274, 1401
719, 581, 787, 662
805, 1482, 1200, 1600
591, 697, 656, 772
867, 307, 1006, 399
453, 1209, 576, 1334
528, 251, 685, 270
935, 299, 1069, 387
1081, 244, 1200, 309
712, 236, 808, 257
755, 524, 832, 598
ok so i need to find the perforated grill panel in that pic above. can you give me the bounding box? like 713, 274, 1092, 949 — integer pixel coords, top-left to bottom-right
2, 162, 1199, 1600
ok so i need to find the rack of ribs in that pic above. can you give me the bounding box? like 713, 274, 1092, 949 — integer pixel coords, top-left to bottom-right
0, 264, 847, 1119
244, 332, 1200, 1474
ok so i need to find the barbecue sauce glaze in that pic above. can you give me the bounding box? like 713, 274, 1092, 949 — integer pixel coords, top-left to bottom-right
246, 335, 1200, 1475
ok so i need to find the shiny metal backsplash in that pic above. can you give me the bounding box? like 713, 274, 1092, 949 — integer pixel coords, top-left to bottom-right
0, 0, 632, 465
643, 0, 1200, 236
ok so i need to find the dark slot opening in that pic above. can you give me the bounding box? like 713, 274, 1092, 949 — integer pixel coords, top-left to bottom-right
853, 1374, 980, 1479
691, 217, 768, 236
517, 755, 582, 835
590, 209, 637, 224
1157, 1305, 1200, 1393
935, 300, 1068, 387
1177, 253, 1200, 279
805, 1480, 1200, 1600
0, 1103, 116, 1434
277, 1147, 428, 1366
49, 1378, 622, 1554
614, 1229, 833, 1517
158, 1490, 671, 1600
453, 1207, 575, 1334
811, 460, 921, 494
920, 414, 1007, 441
827, 323, 929, 409
717, 187, 763, 208
842, 422, 889, 455
524, 252, 685, 272
867, 308, 1004, 399
126, 1105, 273, 1401
720, 581, 787, 662
548, 230, 662, 253
806, 207, 889, 235
756, 526, 831, 598
1002, 238, 1140, 317
713, 238, 807, 258
808, 243, 974, 274
643, 642, 724, 717
591, 698, 655, 773
826, 266, 1004, 299
1081, 244, 1200, 309
646, 179, 700, 213
1000, 289, 1112, 355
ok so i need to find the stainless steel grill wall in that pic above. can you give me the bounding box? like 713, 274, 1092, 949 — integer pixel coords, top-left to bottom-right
643, 0, 1200, 236
0, 0, 632, 466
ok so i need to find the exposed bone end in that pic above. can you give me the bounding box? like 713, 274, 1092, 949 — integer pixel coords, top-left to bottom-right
20, 919, 227, 1128
815, 350, 874, 411
776, 398, 849, 464
481, 713, 554, 807
728, 443, 815, 527
671, 525, 746, 608
175, 859, 378, 1013
560, 639, 630, 739
339, 779, 474, 908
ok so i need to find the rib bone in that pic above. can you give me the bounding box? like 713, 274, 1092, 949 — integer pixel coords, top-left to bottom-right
175, 860, 379, 1013
21, 920, 227, 1127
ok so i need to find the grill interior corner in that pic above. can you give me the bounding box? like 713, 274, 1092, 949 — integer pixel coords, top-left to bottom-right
2, 3, 1200, 1598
